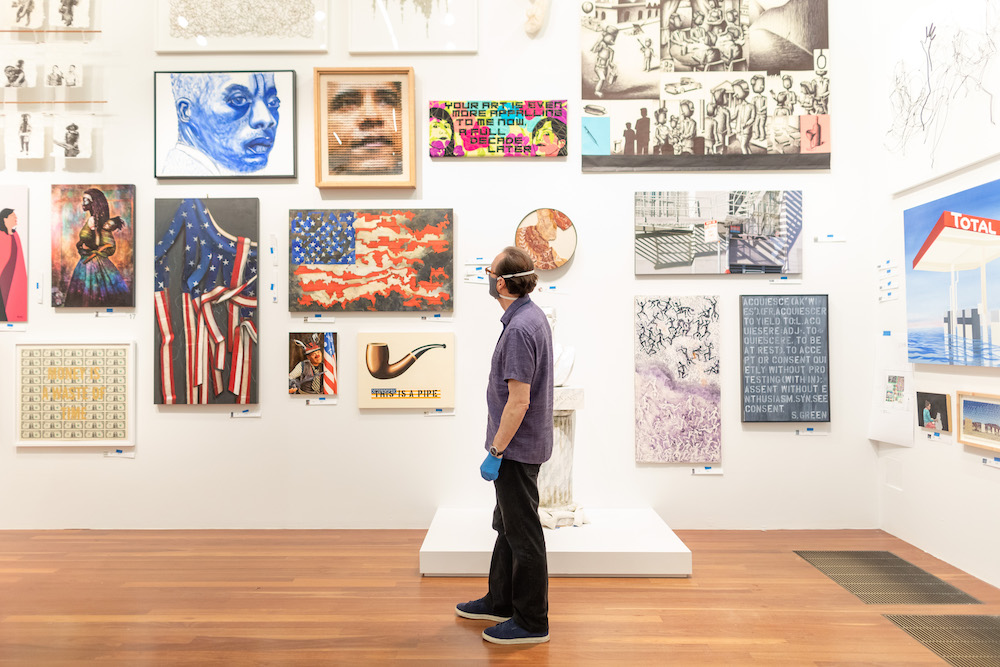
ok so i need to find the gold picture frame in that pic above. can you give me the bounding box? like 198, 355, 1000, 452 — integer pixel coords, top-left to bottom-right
956, 391, 1000, 453
313, 67, 416, 189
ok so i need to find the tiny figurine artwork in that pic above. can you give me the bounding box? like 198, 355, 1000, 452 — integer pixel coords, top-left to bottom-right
357, 332, 455, 409
429, 101, 568, 157
635, 295, 721, 463
288, 332, 338, 398
515, 208, 577, 270
51, 184, 135, 308
16, 342, 135, 447
289, 208, 453, 312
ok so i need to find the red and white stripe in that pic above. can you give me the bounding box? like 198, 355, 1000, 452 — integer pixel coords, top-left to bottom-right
154, 289, 176, 404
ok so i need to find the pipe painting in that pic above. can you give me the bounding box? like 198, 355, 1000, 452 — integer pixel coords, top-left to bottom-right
366, 342, 445, 379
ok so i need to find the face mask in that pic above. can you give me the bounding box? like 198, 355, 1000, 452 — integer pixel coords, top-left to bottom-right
489, 269, 535, 301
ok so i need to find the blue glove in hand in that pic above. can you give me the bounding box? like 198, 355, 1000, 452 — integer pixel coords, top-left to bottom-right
480, 453, 502, 481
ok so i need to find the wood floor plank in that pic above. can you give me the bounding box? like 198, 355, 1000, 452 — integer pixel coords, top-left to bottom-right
0, 529, 998, 664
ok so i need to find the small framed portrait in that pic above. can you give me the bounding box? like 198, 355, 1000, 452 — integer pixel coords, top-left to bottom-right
916, 391, 952, 433
154, 70, 297, 179
956, 391, 1000, 453
515, 208, 577, 270
314, 67, 415, 189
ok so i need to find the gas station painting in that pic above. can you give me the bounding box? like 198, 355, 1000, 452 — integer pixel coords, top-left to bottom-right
905, 179, 1000, 367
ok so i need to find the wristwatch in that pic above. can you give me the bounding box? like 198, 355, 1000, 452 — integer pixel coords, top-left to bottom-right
489, 445, 503, 457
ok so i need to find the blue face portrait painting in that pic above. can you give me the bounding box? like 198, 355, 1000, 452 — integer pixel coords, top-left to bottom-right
164, 72, 281, 176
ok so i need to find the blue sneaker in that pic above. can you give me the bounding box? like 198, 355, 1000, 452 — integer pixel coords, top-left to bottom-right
455, 596, 512, 622
482, 618, 549, 645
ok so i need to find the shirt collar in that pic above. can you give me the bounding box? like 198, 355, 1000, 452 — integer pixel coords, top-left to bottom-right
500, 295, 531, 329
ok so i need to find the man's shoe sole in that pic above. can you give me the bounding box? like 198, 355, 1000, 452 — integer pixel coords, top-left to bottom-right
455, 606, 511, 622
481, 631, 550, 645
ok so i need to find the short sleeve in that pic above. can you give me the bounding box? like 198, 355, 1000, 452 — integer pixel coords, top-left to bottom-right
500, 327, 536, 385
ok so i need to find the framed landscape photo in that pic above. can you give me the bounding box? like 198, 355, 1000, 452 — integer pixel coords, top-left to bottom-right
956, 391, 1000, 453
154, 70, 297, 179
314, 67, 415, 189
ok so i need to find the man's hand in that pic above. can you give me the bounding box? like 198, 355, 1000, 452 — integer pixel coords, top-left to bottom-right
480, 453, 502, 481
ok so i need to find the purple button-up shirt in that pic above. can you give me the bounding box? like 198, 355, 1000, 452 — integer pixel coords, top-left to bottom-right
485, 295, 554, 464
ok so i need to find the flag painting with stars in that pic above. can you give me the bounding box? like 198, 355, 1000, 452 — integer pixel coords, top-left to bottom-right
153, 198, 259, 405
289, 208, 453, 312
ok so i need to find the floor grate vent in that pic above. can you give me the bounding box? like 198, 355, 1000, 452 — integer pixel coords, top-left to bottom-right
885, 615, 1000, 667
795, 550, 981, 605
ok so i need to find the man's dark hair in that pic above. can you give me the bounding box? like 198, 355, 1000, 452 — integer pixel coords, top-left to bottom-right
496, 246, 537, 297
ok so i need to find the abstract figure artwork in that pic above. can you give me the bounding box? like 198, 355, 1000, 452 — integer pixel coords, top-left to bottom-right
154, 71, 297, 178
581, 0, 830, 171
348, 0, 478, 53
357, 332, 455, 409
429, 101, 568, 157
515, 208, 576, 270
289, 208, 452, 312
153, 198, 259, 405
635, 190, 802, 275
288, 332, 338, 398
904, 178, 1000, 368
0, 187, 29, 323
314, 68, 415, 188
635, 295, 721, 463
51, 184, 135, 308
884, 0, 1000, 191
155, 0, 328, 52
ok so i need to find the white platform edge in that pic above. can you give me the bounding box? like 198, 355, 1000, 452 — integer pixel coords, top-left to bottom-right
419, 507, 692, 578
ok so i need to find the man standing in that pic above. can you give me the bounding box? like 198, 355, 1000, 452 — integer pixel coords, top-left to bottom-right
456, 246, 553, 646
635, 107, 650, 155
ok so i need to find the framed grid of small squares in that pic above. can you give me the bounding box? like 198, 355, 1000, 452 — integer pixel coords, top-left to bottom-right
15, 342, 135, 447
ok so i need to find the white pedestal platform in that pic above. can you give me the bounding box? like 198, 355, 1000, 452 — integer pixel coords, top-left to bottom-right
419, 507, 692, 577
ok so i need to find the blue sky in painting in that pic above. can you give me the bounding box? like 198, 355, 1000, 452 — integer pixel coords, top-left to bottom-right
904, 179, 1000, 327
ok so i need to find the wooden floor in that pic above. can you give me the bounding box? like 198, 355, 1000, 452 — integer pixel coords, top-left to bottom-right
1, 529, 998, 665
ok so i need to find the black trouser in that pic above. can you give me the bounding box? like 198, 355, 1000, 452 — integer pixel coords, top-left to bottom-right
483, 458, 548, 633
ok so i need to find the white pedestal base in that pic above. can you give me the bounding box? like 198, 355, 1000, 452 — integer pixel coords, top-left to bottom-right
419, 507, 692, 577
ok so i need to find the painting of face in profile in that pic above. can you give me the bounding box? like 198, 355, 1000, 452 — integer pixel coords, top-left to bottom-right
154, 70, 297, 179
314, 68, 415, 189
515, 208, 577, 271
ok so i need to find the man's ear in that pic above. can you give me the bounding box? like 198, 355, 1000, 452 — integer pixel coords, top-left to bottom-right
176, 99, 192, 123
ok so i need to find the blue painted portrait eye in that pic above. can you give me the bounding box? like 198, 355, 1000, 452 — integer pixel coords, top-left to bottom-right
267, 95, 281, 109
227, 92, 250, 109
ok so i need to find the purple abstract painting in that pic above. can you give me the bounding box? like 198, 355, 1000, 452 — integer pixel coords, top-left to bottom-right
635, 295, 721, 463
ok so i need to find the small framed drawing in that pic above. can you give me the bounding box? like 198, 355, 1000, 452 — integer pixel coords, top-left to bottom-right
348, 0, 477, 54
15, 342, 136, 447
154, 70, 297, 179
314, 67, 416, 189
916, 391, 952, 433
956, 391, 1000, 452
154, 0, 329, 53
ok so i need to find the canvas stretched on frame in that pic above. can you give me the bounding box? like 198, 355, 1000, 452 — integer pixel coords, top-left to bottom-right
154, 71, 297, 179
153, 0, 329, 52
357, 331, 455, 409
314, 67, 416, 189
956, 391, 1000, 452
348, 0, 478, 54
0, 186, 28, 323
15, 342, 136, 447
429, 101, 568, 157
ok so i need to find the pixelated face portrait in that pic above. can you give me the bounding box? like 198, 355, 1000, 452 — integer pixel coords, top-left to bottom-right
172, 72, 280, 173
327, 80, 403, 175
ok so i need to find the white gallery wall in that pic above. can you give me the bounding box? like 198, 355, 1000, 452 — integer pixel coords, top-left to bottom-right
6, 0, 978, 576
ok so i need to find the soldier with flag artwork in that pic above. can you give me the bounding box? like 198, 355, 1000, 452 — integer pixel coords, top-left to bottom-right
288, 332, 338, 397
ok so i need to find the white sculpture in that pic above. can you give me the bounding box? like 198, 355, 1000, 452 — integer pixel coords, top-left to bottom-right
524, 0, 551, 37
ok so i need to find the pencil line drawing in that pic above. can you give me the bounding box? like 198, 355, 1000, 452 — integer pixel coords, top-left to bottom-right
886, 4, 999, 168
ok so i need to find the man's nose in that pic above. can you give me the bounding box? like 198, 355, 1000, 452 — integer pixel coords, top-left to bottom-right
249, 97, 276, 129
